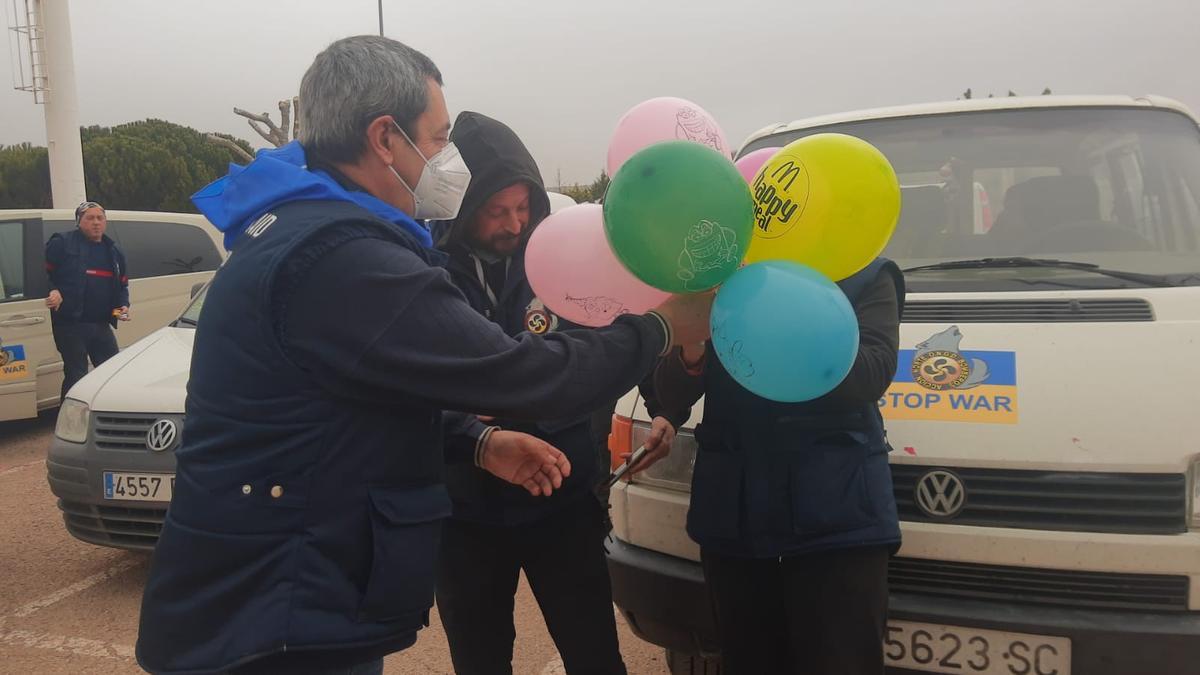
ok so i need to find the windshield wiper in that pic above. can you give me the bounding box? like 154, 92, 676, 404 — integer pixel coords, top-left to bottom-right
175, 317, 199, 327
902, 257, 1181, 288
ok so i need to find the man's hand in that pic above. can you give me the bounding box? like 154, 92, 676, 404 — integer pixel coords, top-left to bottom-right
480, 430, 572, 497
46, 290, 63, 311
623, 416, 676, 476
117, 306, 131, 321
654, 291, 715, 347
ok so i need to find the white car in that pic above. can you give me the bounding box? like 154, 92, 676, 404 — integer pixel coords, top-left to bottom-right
47, 284, 203, 549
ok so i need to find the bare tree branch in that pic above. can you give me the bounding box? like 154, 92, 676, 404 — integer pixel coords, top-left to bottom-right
245, 119, 278, 145
279, 100, 291, 146
226, 98, 300, 150
205, 133, 254, 163
234, 107, 287, 147
233, 107, 274, 125
292, 96, 300, 141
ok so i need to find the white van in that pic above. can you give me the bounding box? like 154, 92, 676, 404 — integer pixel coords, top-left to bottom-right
0, 209, 223, 422
607, 95, 1200, 674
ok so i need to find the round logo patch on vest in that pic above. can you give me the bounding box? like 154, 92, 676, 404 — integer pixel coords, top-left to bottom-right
524, 298, 559, 335
526, 309, 550, 334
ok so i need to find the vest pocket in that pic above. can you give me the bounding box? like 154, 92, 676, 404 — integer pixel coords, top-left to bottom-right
789, 435, 874, 536
359, 484, 453, 623
140, 516, 296, 669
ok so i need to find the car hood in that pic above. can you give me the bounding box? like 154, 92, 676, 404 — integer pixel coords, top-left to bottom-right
67, 327, 194, 414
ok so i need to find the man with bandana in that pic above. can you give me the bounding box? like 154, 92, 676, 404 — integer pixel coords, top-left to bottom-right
44, 201, 130, 399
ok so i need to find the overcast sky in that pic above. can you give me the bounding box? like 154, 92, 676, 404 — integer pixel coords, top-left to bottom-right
2, 0, 1197, 185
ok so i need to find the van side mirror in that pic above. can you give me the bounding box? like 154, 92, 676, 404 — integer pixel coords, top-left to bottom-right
190, 282, 205, 299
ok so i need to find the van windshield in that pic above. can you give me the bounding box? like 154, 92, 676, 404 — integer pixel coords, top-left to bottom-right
742, 107, 1200, 291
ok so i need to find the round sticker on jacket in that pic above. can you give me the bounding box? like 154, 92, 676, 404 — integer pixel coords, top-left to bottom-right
525, 298, 559, 335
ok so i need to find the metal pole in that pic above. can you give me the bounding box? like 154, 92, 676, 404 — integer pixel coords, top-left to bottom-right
37, 0, 86, 208
377, 0, 383, 36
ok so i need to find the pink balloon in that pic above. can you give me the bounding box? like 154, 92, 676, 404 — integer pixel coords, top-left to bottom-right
526, 204, 671, 327
735, 147, 782, 184
606, 97, 730, 177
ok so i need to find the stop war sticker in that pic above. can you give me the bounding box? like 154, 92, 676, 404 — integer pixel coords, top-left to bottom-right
880, 327, 1017, 425
0, 343, 28, 382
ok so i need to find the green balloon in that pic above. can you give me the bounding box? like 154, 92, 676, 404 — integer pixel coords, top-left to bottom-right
603, 141, 754, 293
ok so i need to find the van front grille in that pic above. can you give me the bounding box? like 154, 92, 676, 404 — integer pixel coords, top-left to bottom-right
92, 414, 182, 452
892, 466, 1187, 534
890, 557, 1190, 612
903, 298, 1154, 323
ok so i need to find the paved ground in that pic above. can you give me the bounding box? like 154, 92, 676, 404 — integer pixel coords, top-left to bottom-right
0, 412, 671, 674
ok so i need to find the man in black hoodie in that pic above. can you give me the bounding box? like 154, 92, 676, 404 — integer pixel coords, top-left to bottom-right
434, 112, 687, 675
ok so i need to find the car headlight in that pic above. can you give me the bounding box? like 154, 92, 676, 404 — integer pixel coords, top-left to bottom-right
629, 420, 698, 493
55, 398, 90, 443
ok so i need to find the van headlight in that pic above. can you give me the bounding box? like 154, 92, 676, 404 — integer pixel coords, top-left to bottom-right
630, 421, 698, 493
55, 399, 90, 443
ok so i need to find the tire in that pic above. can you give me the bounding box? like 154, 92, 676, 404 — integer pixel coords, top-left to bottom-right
665, 648, 722, 675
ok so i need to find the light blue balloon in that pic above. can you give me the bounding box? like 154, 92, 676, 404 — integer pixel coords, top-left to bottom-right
711, 261, 859, 402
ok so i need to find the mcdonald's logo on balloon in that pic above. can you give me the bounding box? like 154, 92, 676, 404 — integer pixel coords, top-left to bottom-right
751, 158, 810, 239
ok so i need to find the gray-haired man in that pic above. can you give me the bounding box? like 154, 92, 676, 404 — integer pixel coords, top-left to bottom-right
135, 36, 711, 675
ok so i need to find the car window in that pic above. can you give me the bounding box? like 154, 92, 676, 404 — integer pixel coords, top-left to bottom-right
107, 220, 221, 279
0, 221, 25, 301
41, 219, 76, 242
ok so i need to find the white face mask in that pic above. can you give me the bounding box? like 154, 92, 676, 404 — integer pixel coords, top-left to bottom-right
389, 122, 472, 221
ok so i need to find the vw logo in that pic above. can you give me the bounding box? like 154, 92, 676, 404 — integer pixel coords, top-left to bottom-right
145, 419, 178, 452
915, 469, 966, 518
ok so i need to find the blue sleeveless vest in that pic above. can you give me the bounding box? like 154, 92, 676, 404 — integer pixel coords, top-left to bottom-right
137, 200, 452, 673
687, 259, 905, 558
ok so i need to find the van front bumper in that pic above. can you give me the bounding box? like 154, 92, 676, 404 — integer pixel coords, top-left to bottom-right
606, 536, 1200, 673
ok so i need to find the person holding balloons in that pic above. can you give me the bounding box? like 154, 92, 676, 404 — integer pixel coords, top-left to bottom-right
598, 95, 907, 673
526, 90, 905, 673
640, 133, 907, 674
431, 111, 690, 675
653, 257, 903, 674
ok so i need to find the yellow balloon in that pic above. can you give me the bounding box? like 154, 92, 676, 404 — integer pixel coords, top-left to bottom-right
744, 133, 900, 281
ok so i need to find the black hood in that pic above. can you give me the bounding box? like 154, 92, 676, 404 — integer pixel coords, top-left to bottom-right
438, 111, 551, 249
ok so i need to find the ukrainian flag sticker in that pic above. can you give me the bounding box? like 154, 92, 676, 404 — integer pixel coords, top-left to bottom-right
881, 327, 1017, 424
0, 342, 29, 382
